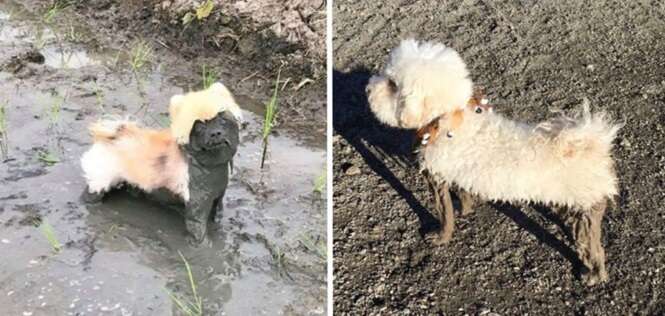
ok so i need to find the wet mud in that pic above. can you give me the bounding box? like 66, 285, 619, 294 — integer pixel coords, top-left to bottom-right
0, 1, 326, 315
333, 0, 665, 315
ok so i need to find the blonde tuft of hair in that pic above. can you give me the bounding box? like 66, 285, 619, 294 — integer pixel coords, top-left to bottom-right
169, 82, 242, 144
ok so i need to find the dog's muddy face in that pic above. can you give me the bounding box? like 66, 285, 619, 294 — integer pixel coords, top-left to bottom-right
184, 111, 240, 166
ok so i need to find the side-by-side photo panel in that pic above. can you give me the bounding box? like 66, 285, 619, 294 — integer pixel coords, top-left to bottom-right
333, 1, 663, 314
0, 1, 327, 315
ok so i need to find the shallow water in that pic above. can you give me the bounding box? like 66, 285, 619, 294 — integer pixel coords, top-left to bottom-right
0, 2, 326, 315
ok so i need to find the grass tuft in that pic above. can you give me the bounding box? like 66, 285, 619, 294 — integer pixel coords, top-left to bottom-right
38, 220, 61, 253
38, 149, 59, 166
260, 67, 282, 169
47, 93, 65, 127
313, 169, 326, 194
43, 1, 69, 24
270, 245, 290, 279
166, 251, 203, 316
201, 65, 217, 89
300, 233, 326, 261
182, 0, 215, 26
129, 40, 153, 73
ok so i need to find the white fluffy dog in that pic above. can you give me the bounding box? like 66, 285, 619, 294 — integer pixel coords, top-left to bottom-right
367, 39, 622, 285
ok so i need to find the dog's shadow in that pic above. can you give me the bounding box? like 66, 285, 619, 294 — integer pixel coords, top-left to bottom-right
334, 68, 584, 275
333, 68, 440, 235
492, 202, 583, 274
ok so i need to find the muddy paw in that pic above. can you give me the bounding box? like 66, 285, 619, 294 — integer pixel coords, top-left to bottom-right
460, 208, 475, 216
581, 268, 608, 286
425, 231, 451, 246
186, 234, 212, 248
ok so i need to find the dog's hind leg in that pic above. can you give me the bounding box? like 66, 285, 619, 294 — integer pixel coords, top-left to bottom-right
209, 196, 224, 224
569, 199, 609, 286
184, 194, 215, 246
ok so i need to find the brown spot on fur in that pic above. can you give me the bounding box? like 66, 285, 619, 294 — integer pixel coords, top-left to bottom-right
154, 154, 168, 172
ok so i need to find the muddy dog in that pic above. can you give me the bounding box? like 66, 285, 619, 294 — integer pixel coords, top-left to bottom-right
367, 39, 621, 285
80, 82, 242, 244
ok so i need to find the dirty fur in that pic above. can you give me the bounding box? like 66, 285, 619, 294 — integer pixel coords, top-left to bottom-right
81, 82, 240, 200
367, 39, 622, 286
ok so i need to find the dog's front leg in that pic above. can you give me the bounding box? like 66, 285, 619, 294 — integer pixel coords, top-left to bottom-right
184, 194, 215, 246
459, 189, 476, 216
209, 196, 225, 224
436, 182, 455, 244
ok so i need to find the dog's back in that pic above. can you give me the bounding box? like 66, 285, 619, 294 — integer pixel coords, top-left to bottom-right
81, 120, 189, 200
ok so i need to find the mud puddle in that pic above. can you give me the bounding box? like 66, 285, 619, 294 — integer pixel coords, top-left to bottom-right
0, 2, 326, 315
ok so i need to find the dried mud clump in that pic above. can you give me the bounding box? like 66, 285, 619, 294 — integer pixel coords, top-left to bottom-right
156, 0, 325, 60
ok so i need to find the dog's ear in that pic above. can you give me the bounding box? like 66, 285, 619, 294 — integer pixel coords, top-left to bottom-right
169, 94, 191, 144
169, 94, 185, 119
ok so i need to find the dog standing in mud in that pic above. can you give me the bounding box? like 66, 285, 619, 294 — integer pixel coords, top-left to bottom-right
80, 82, 242, 244
366, 39, 622, 285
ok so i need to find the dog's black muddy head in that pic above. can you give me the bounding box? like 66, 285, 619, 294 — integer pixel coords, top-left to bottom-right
183, 111, 240, 166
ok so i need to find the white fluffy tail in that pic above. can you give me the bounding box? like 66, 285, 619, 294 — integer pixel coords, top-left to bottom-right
89, 119, 138, 143
537, 100, 622, 158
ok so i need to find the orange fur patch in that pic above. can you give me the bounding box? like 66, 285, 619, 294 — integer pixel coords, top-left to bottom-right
106, 127, 187, 195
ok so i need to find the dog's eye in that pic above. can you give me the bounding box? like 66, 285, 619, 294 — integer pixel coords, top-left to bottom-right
475, 106, 482, 114
446, 131, 454, 138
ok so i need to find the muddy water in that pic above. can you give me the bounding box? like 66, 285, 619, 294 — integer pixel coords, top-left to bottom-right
0, 2, 326, 315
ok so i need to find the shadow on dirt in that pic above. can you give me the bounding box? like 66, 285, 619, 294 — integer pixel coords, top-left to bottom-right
492, 202, 583, 275
333, 68, 439, 236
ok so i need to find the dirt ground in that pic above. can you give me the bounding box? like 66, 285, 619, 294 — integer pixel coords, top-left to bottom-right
333, 0, 665, 315
0, 1, 326, 315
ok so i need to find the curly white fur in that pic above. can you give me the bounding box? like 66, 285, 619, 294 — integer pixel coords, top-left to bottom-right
372, 39, 473, 129
422, 102, 621, 209
367, 39, 622, 285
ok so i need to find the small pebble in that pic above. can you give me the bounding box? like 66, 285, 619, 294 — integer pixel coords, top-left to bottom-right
345, 165, 361, 176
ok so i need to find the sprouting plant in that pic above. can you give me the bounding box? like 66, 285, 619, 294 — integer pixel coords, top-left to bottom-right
92, 80, 105, 112
300, 233, 326, 261
166, 251, 203, 316
271, 245, 290, 279
0, 102, 8, 159
46, 93, 65, 127
129, 40, 153, 73
38, 220, 61, 253
260, 67, 282, 169
43, 1, 69, 24
65, 24, 84, 43
182, 0, 215, 26
38, 149, 60, 166
128, 40, 153, 99
313, 169, 326, 194
201, 65, 217, 89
